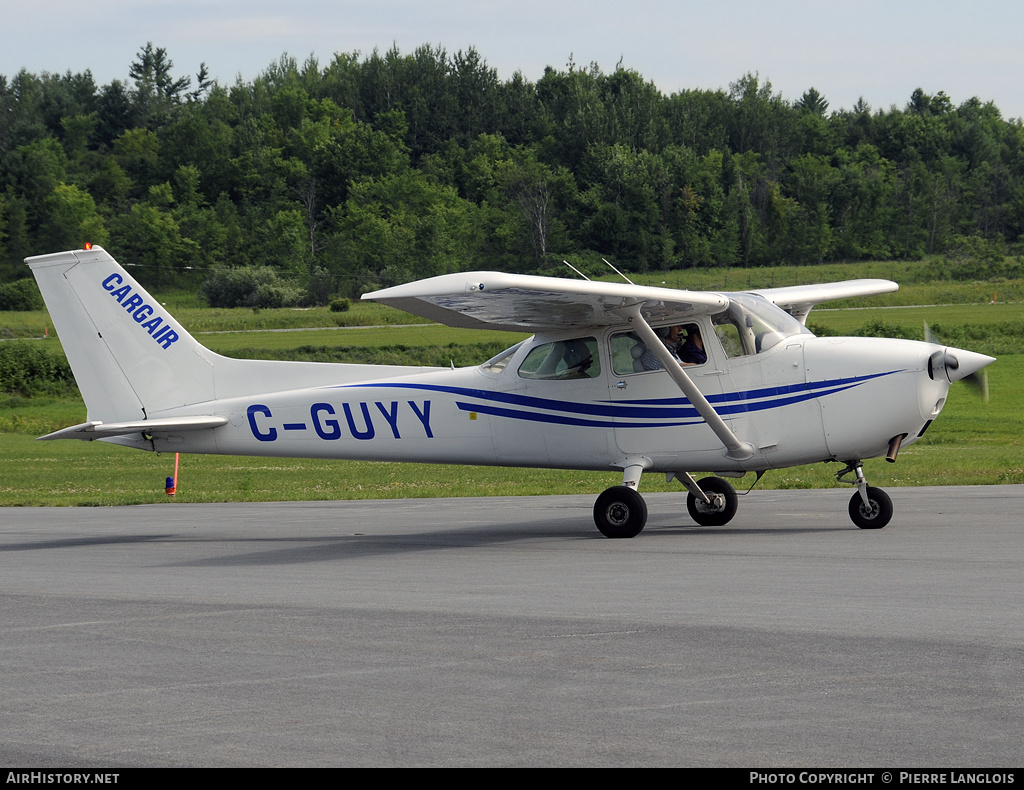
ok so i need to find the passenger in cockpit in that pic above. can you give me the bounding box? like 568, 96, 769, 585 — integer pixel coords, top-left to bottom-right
678, 325, 707, 365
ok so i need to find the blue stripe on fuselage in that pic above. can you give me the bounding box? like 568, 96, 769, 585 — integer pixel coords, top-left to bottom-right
336, 370, 900, 426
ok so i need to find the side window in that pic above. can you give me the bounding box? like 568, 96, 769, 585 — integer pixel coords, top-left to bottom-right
612, 324, 708, 374
611, 332, 644, 375
518, 337, 601, 380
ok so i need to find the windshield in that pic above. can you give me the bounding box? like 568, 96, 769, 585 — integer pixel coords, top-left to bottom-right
480, 341, 525, 374
714, 293, 812, 357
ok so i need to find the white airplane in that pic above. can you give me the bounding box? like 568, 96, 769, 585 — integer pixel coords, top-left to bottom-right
26, 245, 994, 538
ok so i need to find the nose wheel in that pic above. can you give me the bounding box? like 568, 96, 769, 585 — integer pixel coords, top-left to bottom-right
848, 486, 893, 529
838, 462, 893, 529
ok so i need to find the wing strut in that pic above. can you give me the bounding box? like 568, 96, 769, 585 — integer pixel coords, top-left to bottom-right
623, 305, 755, 461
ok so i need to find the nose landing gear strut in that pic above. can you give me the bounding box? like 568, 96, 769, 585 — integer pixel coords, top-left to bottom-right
837, 462, 893, 529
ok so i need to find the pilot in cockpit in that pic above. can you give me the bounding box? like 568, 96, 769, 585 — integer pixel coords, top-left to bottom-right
640, 324, 705, 370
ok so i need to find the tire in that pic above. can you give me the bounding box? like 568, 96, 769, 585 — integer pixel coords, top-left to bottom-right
848, 487, 893, 529
594, 486, 648, 539
686, 476, 738, 527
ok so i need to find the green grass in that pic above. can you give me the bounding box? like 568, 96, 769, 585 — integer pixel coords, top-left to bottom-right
0, 395, 83, 435
199, 324, 527, 356
0, 298, 431, 339
0, 310, 54, 339
176, 300, 432, 332
0, 433, 630, 506
808, 302, 1024, 357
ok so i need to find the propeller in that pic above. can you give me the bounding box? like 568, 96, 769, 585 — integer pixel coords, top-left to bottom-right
924, 322, 990, 403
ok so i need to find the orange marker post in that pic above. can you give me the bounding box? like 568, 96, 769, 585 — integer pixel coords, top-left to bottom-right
165, 453, 180, 496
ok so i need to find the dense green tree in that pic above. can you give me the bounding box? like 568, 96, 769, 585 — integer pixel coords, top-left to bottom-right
831, 144, 895, 260
112, 127, 161, 196
727, 73, 798, 169
129, 43, 191, 128
93, 80, 135, 148
4, 43, 1024, 283
159, 101, 235, 200
782, 154, 838, 263
661, 89, 731, 155
39, 183, 108, 250
796, 87, 829, 116
329, 169, 475, 292
169, 164, 230, 269
579, 144, 676, 270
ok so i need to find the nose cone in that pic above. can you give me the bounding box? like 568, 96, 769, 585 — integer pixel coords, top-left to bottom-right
943, 347, 995, 383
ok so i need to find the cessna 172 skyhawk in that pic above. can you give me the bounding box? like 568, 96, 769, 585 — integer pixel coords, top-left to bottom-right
26, 245, 994, 538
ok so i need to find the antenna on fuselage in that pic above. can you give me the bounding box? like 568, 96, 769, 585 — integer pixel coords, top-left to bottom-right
602, 258, 634, 285
562, 260, 590, 280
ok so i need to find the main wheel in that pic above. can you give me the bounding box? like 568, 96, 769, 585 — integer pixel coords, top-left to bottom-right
848, 486, 893, 529
686, 476, 738, 527
594, 486, 648, 539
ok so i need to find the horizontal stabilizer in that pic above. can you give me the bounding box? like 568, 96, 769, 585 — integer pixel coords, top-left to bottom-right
38, 416, 227, 441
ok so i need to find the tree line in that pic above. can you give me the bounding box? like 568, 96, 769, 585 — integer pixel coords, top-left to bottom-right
2, 43, 1022, 303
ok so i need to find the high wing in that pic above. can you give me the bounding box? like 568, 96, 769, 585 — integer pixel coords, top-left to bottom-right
363, 271, 730, 331
751, 279, 898, 325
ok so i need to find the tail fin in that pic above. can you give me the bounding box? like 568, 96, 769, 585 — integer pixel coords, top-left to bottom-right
26, 246, 215, 423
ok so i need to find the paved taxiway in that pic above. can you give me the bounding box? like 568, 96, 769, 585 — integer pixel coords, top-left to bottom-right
2, 486, 1023, 767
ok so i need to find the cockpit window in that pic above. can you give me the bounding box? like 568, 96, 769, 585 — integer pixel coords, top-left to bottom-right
708, 293, 811, 358
518, 337, 601, 380
714, 293, 811, 358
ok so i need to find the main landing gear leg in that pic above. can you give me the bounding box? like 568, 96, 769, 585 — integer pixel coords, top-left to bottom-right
675, 473, 739, 527
838, 462, 893, 529
593, 463, 648, 539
